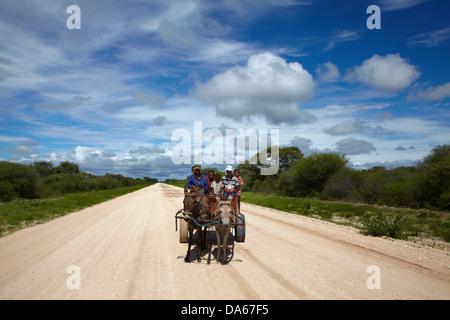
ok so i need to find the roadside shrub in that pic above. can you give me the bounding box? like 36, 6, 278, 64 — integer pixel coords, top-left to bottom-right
0, 161, 39, 199
279, 169, 298, 196
433, 220, 450, 242
0, 180, 15, 202
383, 179, 418, 208
322, 169, 360, 200
438, 190, 450, 211
360, 169, 388, 204
362, 213, 411, 239
414, 145, 450, 209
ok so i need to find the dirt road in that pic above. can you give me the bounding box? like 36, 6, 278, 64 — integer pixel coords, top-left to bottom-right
0, 183, 449, 300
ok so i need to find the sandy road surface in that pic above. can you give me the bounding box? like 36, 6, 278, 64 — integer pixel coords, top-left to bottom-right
0, 183, 449, 300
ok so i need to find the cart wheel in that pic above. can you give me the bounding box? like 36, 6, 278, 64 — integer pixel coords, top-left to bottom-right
235, 213, 245, 243
180, 218, 188, 243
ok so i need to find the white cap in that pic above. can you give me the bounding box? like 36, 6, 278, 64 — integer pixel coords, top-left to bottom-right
225, 165, 233, 172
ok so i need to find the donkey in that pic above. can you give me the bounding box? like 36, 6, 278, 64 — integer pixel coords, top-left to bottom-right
213, 195, 236, 264
183, 187, 210, 262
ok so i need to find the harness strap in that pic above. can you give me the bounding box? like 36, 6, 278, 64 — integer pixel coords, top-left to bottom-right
193, 218, 220, 227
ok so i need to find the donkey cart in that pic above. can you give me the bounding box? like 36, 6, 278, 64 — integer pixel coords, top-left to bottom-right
175, 194, 246, 243
175, 192, 246, 263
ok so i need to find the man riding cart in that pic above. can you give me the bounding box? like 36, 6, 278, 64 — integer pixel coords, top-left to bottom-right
185, 164, 209, 195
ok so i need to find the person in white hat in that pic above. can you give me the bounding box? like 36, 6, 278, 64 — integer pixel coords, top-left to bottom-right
222, 165, 239, 197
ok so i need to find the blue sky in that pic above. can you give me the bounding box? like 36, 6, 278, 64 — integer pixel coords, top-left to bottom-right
0, 0, 449, 180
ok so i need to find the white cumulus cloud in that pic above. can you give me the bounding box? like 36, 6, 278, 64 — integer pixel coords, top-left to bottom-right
195, 52, 316, 125
345, 54, 421, 93
316, 62, 341, 82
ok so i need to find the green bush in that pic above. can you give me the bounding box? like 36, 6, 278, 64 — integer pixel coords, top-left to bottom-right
360, 169, 389, 204
32, 161, 54, 177
362, 213, 411, 239
0, 161, 39, 199
0, 180, 15, 202
322, 168, 360, 200
414, 145, 450, 209
51, 161, 80, 175
438, 190, 450, 211
291, 152, 348, 196
383, 178, 418, 208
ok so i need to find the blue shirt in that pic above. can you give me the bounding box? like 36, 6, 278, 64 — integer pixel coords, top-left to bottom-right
186, 174, 209, 192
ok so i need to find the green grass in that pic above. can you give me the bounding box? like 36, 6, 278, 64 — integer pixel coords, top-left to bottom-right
241, 192, 450, 244
361, 213, 412, 240
0, 184, 149, 237
241, 192, 372, 220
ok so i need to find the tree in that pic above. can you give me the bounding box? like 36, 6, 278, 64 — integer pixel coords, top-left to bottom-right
276, 146, 304, 172
33, 161, 54, 177
415, 145, 450, 209
52, 161, 80, 175
360, 169, 388, 203
420, 145, 450, 168
235, 162, 260, 191
0, 180, 15, 202
238, 146, 304, 193
249, 146, 303, 173
0, 161, 39, 199
322, 168, 361, 200
144, 177, 158, 184
290, 152, 348, 196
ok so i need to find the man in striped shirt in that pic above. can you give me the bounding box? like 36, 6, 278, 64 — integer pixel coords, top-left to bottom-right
222, 165, 239, 197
